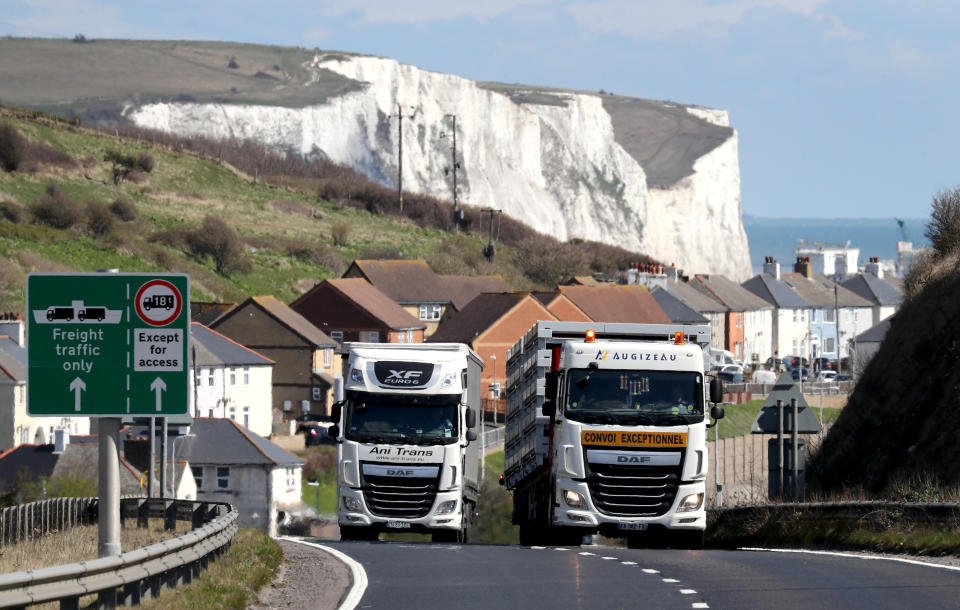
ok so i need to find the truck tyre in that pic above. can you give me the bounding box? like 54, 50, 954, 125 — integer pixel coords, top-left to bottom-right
547, 527, 584, 547
518, 523, 543, 546
671, 530, 704, 550
340, 526, 378, 541
460, 501, 473, 544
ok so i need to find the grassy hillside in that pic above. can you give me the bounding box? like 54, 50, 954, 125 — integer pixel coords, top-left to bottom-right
0, 105, 651, 314
808, 244, 960, 496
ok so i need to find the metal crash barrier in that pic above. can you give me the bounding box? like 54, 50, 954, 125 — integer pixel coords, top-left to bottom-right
0, 498, 238, 609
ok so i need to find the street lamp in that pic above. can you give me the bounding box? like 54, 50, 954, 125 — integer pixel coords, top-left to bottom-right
170, 433, 195, 499
489, 355, 498, 425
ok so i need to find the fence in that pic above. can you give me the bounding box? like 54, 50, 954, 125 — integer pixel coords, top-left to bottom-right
481, 426, 505, 450
706, 424, 833, 507
0, 498, 237, 609
0, 498, 97, 547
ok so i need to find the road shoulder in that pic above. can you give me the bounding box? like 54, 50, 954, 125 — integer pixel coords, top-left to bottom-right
249, 538, 351, 609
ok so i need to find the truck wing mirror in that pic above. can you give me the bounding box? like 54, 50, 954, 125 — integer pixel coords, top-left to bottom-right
328, 424, 340, 438
331, 400, 344, 424
466, 406, 477, 429
542, 400, 556, 418
709, 377, 724, 404
466, 429, 478, 442
710, 405, 725, 421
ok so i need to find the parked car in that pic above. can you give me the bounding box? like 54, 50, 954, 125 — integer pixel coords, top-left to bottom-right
302, 423, 334, 446
752, 369, 778, 384
812, 357, 837, 372
786, 356, 810, 370
817, 370, 837, 383
836, 373, 853, 381
295, 413, 332, 434
790, 367, 810, 381
764, 357, 787, 372
717, 370, 744, 384
720, 364, 744, 375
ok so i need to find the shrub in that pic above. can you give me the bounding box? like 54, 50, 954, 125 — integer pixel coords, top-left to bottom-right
72, 34, 87, 43
0, 201, 25, 224
109, 197, 138, 221
29, 184, 82, 229
187, 215, 250, 276
228, 56, 239, 69
103, 149, 138, 185
86, 201, 115, 237
20, 140, 77, 171
0, 124, 25, 172
330, 222, 350, 247
137, 153, 154, 173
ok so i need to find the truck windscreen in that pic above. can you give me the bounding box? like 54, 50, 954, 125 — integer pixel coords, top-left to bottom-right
344, 392, 460, 445
565, 370, 704, 425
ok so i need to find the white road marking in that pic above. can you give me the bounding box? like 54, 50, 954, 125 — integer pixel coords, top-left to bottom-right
280, 537, 367, 610
579, 551, 595, 556
662, 578, 680, 583
531, 545, 546, 549
642, 568, 660, 574
602, 556, 618, 560
621, 561, 637, 565
692, 603, 710, 608
554, 547, 570, 551
679, 589, 697, 595
740, 547, 960, 572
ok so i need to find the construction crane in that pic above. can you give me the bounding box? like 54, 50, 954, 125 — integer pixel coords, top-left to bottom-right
895, 218, 911, 243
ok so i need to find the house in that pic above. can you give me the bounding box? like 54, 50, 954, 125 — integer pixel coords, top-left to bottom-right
342, 260, 508, 337
556, 285, 672, 324
659, 275, 728, 351
178, 418, 304, 536
212, 296, 339, 419
742, 258, 811, 363
852, 318, 892, 377
0, 337, 90, 452
840, 258, 903, 328
0, 434, 145, 503
692, 273, 774, 366
429, 293, 558, 418
781, 257, 874, 363
190, 322, 274, 437
650, 287, 710, 325
290, 278, 426, 344
531, 291, 593, 322
191, 301, 236, 326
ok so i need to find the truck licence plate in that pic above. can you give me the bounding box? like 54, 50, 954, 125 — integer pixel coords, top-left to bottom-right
617, 522, 648, 531
386, 521, 411, 529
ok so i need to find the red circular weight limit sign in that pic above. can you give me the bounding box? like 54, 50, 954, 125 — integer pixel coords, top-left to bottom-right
135, 279, 183, 327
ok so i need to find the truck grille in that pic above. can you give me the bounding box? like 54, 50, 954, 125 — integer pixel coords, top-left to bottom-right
361, 470, 439, 519
586, 464, 680, 517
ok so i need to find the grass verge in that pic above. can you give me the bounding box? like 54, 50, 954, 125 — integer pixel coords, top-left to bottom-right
715, 399, 842, 439
138, 528, 282, 609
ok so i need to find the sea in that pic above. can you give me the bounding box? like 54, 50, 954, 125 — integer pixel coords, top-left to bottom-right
742, 216, 929, 275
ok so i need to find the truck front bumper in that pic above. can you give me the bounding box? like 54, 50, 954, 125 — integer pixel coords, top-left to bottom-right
337, 488, 464, 531
553, 480, 707, 531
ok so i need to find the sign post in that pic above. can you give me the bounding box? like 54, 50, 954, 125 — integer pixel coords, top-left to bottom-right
27, 273, 190, 557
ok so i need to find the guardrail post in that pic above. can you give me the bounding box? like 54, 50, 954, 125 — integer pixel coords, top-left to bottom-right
97, 586, 117, 609
60, 595, 80, 609
164, 500, 177, 532
122, 580, 142, 606
191, 502, 207, 529
137, 498, 149, 528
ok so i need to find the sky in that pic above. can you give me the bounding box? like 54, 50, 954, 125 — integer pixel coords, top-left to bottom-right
0, 0, 957, 219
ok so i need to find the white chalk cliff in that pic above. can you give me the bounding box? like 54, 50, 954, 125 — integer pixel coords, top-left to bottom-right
129, 54, 752, 280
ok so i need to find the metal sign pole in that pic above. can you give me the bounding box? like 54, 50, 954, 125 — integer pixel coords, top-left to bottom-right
98, 417, 121, 557
791, 398, 799, 499
160, 417, 168, 500
148, 418, 155, 497
715, 417, 721, 507
777, 399, 784, 498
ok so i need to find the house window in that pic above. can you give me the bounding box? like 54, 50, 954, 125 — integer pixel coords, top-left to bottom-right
824, 309, 835, 323
216, 467, 230, 490
228, 407, 236, 421
360, 331, 379, 342
419, 304, 442, 321
407, 329, 414, 343
398, 331, 405, 344
330, 331, 344, 343
229, 368, 236, 386
286, 467, 297, 490
243, 367, 250, 385
193, 466, 204, 490
825, 337, 836, 353
243, 407, 250, 428
208, 409, 214, 418
792, 309, 797, 322
206, 369, 215, 387
323, 348, 331, 368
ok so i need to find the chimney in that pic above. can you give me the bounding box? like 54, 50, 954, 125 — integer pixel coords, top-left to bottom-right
53, 428, 70, 453
665, 263, 678, 281
627, 262, 638, 285
636, 263, 667, 291
0, 312, 24, 346
865, 256, 884, 279
762, 256, 781, 280
794, 256, 813, 278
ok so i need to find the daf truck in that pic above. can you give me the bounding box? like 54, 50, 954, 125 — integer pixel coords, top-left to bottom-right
331, 343, 483, 542
502, 321, 724, 548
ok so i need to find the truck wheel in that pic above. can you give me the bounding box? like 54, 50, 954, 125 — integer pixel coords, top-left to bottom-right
460, 501, 473, 544
518, 524, 543, 546
431, 530, 458, 543
340, 526, 377, 541
548, 527, 584, 547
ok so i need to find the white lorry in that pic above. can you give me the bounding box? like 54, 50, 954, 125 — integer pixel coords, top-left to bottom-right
502, 321, 724, 548
331, 343, 483, 542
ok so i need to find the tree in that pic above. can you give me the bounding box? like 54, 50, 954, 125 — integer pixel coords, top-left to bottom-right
0, 124, 26, 172
103, 150, 138, 185
925, 187, 960, 258
187, 215, 249, 275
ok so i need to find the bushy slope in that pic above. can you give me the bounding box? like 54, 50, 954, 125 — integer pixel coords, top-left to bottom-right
808, 269, 960, 494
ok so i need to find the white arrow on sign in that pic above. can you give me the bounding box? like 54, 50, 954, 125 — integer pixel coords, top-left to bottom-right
69, 377, 86, 412
150, 377, 167, 413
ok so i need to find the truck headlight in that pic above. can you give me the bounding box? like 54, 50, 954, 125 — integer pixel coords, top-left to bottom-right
563, 490, 584, 508
677, 492, 704, 512
342, 495, 361, 511
436, 500, 458, 515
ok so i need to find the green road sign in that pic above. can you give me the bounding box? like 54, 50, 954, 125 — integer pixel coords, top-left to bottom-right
27, 273, 190, 417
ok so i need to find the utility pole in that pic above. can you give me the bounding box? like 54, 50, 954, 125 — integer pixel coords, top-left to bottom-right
394, 104, 418, 214
443, 114, 463, 228
481, 208, 501, 263
834, 283, 842, 378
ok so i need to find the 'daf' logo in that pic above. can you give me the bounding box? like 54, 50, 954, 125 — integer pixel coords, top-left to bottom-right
595, 350, 609, 360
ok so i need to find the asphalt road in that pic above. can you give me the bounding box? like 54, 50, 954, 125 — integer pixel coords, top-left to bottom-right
313, 540, 960, 609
